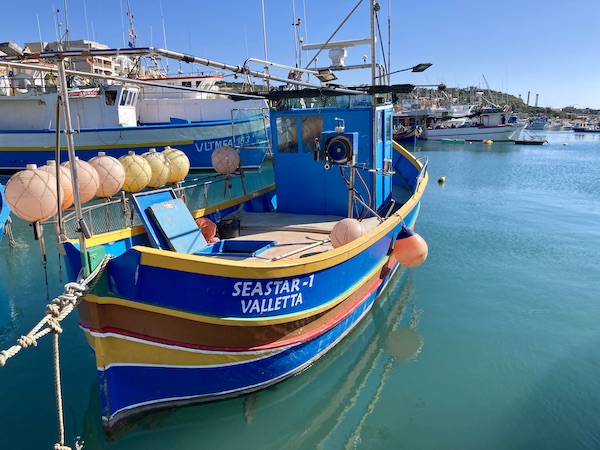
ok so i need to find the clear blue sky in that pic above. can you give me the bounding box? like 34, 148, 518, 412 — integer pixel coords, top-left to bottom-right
2, 0, 599, 109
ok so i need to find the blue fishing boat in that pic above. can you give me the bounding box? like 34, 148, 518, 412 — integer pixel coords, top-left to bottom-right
5, 3, 429, 431
0, 45, 269, 172
393, 125, 422, 142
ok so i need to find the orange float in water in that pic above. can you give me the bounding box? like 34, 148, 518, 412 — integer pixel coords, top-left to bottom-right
195, 217, 217, 241
393, 226, 428, 268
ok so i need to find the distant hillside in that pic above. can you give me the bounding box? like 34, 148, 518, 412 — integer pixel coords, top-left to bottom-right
216, 80, 598, 119
395, 84, 599, 119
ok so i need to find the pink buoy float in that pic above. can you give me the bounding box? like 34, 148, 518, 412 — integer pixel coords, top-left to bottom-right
89, 152, 126, 198
61, 158, 100, 204
38, 160, 74, 210
4, 164, 63, 222
211, 146, 240, 175
330, 218, 366, 248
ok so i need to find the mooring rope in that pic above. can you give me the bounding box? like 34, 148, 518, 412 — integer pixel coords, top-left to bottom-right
3, 216, 17, 248
0, 253, 112, 450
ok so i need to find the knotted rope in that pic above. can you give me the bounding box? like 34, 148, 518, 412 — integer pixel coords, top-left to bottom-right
0, 253, 111, 449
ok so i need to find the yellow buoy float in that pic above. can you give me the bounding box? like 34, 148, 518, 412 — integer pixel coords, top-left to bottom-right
483, 139, 493, 145
142, 148, 172, 188
119, 151, 152, 193
163, 146, 190, 182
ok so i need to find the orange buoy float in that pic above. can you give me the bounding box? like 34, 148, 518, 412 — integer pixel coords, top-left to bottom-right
393, 226, 428, 268
61, 158, 100, 204
38, 160, 74, 210
4, 164, 63, 222
212, 146, 240, 175
195, 217, 217, 241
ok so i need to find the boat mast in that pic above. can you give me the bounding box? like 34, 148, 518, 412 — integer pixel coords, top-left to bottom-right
56, 59, 90, 259
370, 1, 378, 212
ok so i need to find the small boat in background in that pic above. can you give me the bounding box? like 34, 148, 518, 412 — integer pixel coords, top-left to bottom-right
514, 130, 548, 145
393, 124, 421, 141
0, 41, 270, 172
421, 104, 526, 142
528, 117, 549, 130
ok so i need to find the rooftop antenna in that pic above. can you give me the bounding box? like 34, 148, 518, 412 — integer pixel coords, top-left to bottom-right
125, 0, 137, 47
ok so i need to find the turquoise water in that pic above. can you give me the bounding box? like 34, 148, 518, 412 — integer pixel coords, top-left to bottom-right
1, 130, 600, 449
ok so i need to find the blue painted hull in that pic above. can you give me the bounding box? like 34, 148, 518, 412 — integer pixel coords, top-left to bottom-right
0, 117, 268, 171
94, 265, 393, 422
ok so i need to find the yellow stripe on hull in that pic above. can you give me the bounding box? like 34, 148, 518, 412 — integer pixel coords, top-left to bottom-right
83, 329, 284, 367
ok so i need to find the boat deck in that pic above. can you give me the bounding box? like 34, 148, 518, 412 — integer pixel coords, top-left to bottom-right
219, 211, 381, 261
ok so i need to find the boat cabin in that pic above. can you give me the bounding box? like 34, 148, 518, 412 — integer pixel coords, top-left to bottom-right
270, 95, 394, 218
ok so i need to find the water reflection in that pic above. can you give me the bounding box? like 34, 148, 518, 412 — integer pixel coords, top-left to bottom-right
81, 268, 424, 449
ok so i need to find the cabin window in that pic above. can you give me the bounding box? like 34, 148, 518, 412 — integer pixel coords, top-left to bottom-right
105, 90, 117, 106
386, 114, 392, 141
182, 81, 192, 88
301, 115, 323, 153
276, 117, 298, 153
120, 90, 129, 106
128, 91, 137, 106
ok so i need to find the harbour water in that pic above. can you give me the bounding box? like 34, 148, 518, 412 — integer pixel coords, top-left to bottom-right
1, 130, 599, 449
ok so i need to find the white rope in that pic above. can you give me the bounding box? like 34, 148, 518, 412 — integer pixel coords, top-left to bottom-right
3, 216, 17, 248
0, 253, 111, 450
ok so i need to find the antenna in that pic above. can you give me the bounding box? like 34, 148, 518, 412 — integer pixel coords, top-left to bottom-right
159, 0, 169, 73
125, 0, 136, 47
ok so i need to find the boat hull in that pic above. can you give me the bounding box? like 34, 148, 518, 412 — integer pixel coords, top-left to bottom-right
421, 123, 526, 141
79, 254, 401, 427
0, 116, 268, 171
393, 126, 421, 142
62, 166, 423, 428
